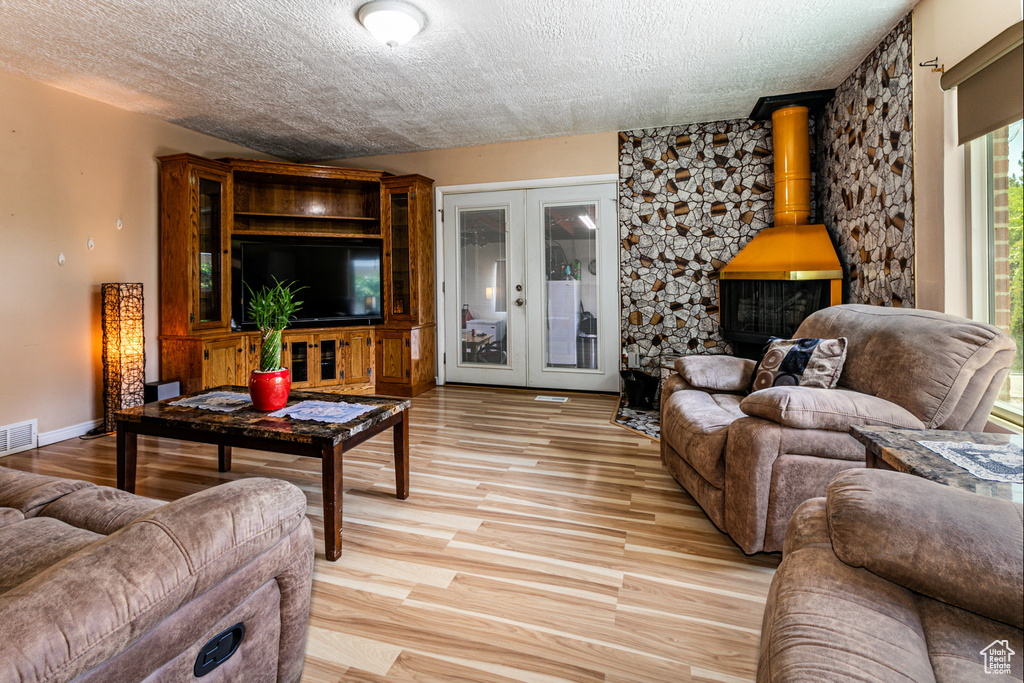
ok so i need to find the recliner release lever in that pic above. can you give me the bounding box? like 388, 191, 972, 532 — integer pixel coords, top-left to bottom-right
193, 623, 245, 677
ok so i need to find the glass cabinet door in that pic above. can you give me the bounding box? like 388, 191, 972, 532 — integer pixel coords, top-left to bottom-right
288, 339, 309, 384
196, 176, 223, 325
390, 192, 411, 318
319, 338, 337, 383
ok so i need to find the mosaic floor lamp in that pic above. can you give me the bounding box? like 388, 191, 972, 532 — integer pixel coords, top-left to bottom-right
102, 283, 145, 433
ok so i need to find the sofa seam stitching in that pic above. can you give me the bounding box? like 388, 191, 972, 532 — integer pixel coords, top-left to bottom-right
141, 518, 195, 574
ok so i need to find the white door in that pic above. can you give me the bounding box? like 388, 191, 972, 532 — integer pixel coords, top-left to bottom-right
524, 185, 618, 392
442, 183, 618, 392
443, 191, 526, 386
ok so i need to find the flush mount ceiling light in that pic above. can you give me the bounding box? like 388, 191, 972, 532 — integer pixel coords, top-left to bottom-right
357, 1, 425, 47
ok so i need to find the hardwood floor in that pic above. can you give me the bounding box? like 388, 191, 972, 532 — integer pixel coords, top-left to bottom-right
2, 385, 779, 682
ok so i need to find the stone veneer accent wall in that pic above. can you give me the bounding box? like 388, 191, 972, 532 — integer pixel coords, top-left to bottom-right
618, 120, 780, 360
618, 13, 913, 363
817, 13, 914, 306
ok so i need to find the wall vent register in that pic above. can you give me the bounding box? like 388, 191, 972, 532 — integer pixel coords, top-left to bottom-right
0, 419, 37, 457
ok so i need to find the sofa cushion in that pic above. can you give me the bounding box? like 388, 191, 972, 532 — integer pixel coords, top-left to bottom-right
0, 517, 102, 594
674, 355, 756, 393
750, 337, 847, 392
661, 390, 744, 487
0, 466, 94, 517
39, 486, 163, 536
827, 469, 1024, 630
795, 304, 1016, 429
0, 507, 24, 528
741, 386, 926, 432
917, 596, 1024, 681
758, 544, 935, 682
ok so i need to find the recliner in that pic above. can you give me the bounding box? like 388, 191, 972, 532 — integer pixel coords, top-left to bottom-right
0, 466, 314, 683
659, 304, 1016, 554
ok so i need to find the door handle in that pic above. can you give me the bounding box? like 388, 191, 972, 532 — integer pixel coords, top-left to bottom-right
515, 298, 524, 307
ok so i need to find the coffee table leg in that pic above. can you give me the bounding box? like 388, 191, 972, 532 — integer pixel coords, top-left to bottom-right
116, 424, 137, 494
218, 445, 232, 473
394, 409, 409, 500
321, 443, 343, 561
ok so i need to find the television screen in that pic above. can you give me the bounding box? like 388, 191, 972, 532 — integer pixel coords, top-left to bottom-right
233, 238, 383, 329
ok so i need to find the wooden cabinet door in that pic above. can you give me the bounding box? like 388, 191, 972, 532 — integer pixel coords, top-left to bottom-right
203, 337, 243, 389
412, 182, 435, 326
378, 331, 409, 382
282, 333, 316, 388
344, 329, 375, 386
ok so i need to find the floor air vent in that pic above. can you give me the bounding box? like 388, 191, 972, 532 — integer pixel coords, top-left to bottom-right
534, 396, 569, 403
0, 419, 37, 456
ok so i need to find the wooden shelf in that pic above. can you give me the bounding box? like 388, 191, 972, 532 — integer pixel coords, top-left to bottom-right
234, 211, 379, 221
234, 214, 382, 238
234, 229, 383, 239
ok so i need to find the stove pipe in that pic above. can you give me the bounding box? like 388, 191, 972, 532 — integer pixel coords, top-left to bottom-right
771, 105, 812, 226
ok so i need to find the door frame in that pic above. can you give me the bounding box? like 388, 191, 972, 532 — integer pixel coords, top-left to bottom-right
433, 174, 619, 387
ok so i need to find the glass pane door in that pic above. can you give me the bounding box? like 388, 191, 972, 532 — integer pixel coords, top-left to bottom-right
441, 185, 614, 391
442, 190, 526, 387
543, 204, 598, 369
525, 184, 618, 392
197, 177, 222, 324
459, 207, 508, 366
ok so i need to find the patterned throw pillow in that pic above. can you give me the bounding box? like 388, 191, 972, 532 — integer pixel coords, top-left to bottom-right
750, 337, 848, 392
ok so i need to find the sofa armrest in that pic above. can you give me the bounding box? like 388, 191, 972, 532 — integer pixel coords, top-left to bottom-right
827, 468, 1024, 629
0, 477, 309, 683
674, 355, 756, 393
740, 387, 925, 432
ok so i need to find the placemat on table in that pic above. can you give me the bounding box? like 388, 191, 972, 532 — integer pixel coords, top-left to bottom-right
917, 440, 1023, 483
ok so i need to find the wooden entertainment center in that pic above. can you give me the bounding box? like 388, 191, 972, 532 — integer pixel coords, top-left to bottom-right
157, 154, 436, 397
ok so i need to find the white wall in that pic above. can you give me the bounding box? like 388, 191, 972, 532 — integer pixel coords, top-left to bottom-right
0, 70, 278, 436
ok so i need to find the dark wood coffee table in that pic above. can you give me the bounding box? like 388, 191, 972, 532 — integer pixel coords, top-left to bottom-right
114, 386, 411, 561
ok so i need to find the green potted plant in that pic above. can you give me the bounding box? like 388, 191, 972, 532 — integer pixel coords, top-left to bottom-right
246, 278, 305, 411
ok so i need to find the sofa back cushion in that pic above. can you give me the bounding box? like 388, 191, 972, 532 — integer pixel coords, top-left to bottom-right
0, 466, 94, 517
795, 304, 1015, 430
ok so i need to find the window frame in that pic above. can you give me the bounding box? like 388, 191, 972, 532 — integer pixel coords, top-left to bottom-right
963, 123, 1023, 427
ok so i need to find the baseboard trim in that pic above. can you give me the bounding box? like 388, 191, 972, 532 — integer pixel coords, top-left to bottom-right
39, 419, 104, 447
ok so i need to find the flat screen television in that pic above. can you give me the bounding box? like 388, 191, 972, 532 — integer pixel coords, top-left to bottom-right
232, 237, 383, 329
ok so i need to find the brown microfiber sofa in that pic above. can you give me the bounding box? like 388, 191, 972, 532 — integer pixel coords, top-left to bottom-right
0, 466, 314, 683
660, 304, 1015, 553
759, 468, 1024, 681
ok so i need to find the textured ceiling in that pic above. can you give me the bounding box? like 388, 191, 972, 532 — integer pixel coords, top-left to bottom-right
0, 0, 917, 161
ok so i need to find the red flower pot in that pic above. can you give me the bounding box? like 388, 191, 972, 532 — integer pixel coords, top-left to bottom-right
248, 369, 291, 411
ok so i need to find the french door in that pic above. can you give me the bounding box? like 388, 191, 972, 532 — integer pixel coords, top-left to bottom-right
442, 183, 618, 392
